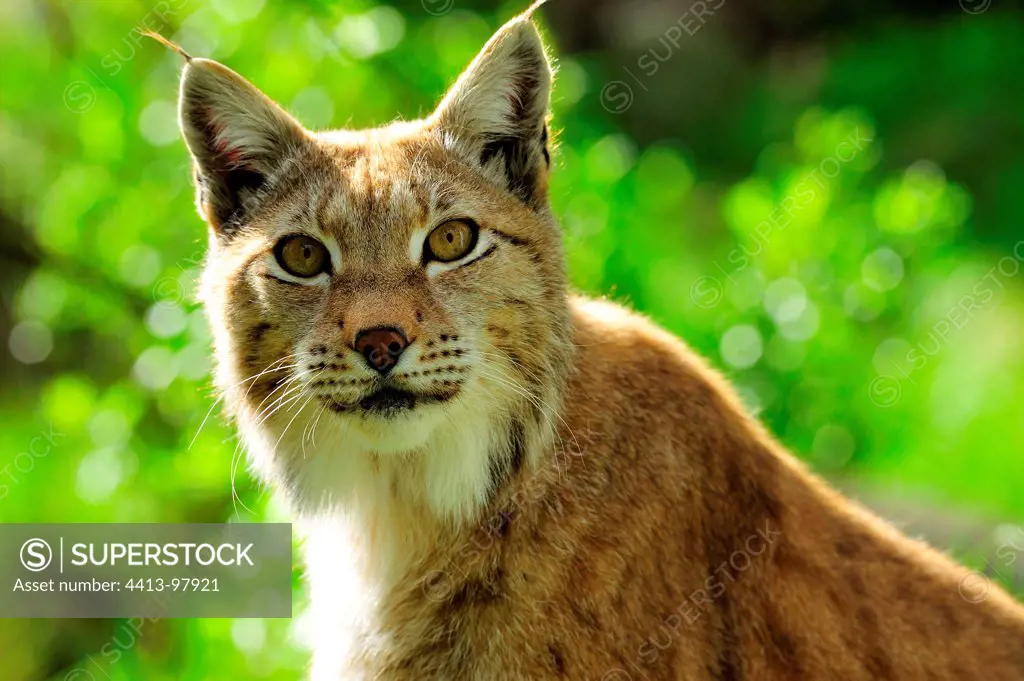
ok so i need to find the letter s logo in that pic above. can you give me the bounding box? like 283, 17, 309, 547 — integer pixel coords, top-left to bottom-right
20, 538, 53, 572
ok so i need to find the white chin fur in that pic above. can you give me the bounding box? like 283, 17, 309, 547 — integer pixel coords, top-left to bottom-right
241, 377, 506, 521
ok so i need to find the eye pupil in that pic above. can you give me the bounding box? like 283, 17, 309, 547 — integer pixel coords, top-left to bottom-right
426, 220, 478, 263
275, 235, 329, 278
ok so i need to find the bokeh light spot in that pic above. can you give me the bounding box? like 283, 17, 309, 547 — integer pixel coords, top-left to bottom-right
862, 247, 905, 292
763, 277, 807, 324
138, 100, 180, 147
812, 424, 856, 469
9, 320, 53, 364
133, 346, 179, 390
75, 448, 125, 504
720, 324, 763, 369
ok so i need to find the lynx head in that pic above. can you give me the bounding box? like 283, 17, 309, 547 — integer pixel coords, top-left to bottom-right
177, 13, 573, 520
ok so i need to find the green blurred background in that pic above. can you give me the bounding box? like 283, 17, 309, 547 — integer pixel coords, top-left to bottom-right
1, 0, 1022, 677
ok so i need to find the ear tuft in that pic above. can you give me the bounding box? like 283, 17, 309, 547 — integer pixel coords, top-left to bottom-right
178, 59, 308, 236
432, 16, 553, 208
142, 31, 193, 62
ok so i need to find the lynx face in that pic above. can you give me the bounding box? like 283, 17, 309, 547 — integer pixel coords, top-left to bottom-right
180, 17, 572, 516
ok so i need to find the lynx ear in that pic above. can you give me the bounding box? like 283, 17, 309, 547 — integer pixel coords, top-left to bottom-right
432, 16, 553, 209
178, 59, 309, 237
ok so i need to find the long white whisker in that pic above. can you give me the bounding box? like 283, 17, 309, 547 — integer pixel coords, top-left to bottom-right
189, 355, 301, 451
275, 390, 316, 457
228, 359, 311, 517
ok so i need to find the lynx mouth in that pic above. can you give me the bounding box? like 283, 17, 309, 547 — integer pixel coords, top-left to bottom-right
318, 386, 461, 418
360, 387, 417, 413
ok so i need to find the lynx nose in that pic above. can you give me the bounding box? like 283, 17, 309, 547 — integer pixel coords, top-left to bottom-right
354, 326, 408, 374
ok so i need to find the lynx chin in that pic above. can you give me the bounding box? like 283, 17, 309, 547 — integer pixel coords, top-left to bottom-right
166, 10, 1024, 680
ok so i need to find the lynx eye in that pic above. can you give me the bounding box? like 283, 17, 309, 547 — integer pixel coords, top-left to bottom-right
274, 235, 330, 278
425, 220, 478, 263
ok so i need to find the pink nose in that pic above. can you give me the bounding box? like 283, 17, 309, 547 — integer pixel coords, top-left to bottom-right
354, 326, 408, 374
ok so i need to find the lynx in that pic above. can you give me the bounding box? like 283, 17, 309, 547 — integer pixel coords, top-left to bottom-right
163, 9, 1024, 680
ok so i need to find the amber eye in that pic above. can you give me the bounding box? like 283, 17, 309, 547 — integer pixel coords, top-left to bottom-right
425, 220, 478, 263
274, 235, 330, 278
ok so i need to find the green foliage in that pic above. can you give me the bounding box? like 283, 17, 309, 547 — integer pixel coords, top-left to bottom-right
0, 1, 1021, 679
